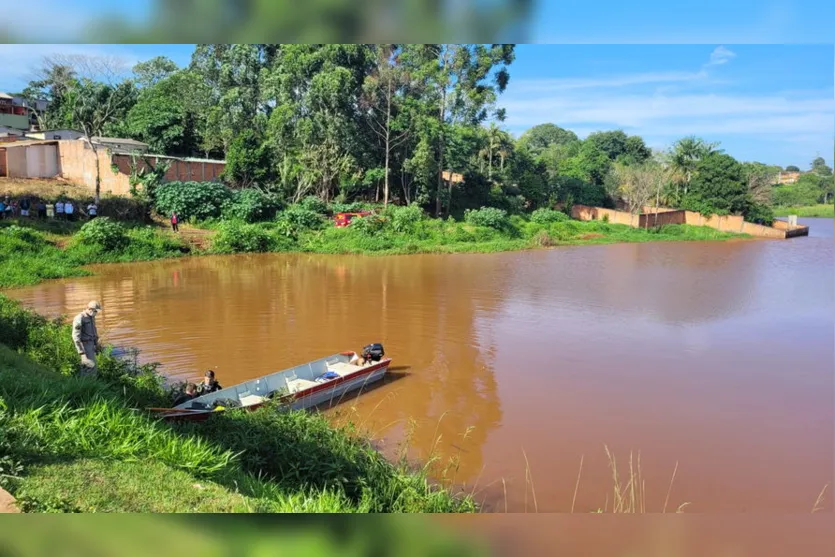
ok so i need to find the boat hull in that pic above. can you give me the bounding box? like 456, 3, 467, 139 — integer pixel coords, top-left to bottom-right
159, 358, 390, 422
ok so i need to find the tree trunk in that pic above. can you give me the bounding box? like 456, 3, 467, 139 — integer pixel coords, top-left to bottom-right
384, 81, 391, 208
436, 92, 446, 217
93, 144, 102, 203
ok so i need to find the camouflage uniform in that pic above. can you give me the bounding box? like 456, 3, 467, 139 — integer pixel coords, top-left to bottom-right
72, 302, 101, 376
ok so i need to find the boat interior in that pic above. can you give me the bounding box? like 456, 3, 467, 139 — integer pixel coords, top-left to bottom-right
176, 352, 375, 410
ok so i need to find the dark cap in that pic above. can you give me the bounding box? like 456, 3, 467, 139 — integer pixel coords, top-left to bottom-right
205, 370, 215, 378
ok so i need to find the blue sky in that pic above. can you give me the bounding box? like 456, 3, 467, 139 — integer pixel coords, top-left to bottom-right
0, 42, 831, 168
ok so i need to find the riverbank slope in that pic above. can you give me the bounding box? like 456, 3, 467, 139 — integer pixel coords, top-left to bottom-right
0, 296, 476, 513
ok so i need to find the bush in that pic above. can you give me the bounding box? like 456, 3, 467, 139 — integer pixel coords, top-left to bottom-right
530, 208, 569, 224
75, 218, 128, 252
299, 196, 329, 215
276, 205, 326, 233
153, 181, 234, 221
223, 189, 282, 223
386, 204, 424, 233
463, 207, 509, 230
212, 221, 276, 253
0, 225, 46, 253
349, 213, 386, 236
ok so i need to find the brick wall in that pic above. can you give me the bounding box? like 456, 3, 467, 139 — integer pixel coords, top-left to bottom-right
58, 141, 226, 196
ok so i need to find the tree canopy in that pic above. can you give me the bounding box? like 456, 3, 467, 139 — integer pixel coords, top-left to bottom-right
20, 45, 828, 221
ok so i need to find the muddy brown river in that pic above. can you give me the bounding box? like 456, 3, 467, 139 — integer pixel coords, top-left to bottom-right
5, 218, 832, 513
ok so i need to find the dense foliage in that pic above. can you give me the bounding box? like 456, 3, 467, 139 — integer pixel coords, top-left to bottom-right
15, 45, 832, 225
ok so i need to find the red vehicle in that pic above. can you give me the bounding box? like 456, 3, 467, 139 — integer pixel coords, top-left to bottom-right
333, 211, 372, 227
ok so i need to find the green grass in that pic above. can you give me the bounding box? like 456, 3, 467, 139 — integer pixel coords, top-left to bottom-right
0, 296, 476, 514
772, 204, 834, 218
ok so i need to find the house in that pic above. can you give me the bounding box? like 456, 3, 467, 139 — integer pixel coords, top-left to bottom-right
0, 92, 30, 132
0, 140, 60, 178
87, 136, 150, 154
0, 126, 24, 138
26, 129, 84, 141
442, 170, 464, 184
777, 171, 802, 185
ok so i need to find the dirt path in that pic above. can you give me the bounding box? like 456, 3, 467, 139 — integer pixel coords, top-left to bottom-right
0, 487, 20, 513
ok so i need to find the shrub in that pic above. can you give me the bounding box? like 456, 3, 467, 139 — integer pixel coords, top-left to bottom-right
0, 225, 46, 253
75, 218, 128, 252
530, 208, 569, 225
299, 196, 328, 215
212, 221, 275, 253
276, 205, 326, 233
224, 189, 282, 223
153, 181, 234, 221
349, 213, 386, 236
463, 207, 509, 230
386, 204, 424, 233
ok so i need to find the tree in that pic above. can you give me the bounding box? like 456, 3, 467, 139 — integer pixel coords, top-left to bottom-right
402, 44, 515, 216
558, 140, 611, 186
124, 70, 207, 155
610, 161, 669, 217
132, 56, 178, 88
811, 156, 833, 176
516, 123, 578, 158
38, 54, 137, 202
785, 165, 800, 172
361, 45, 414, 207
669, 136, 722, 203
682, 152, 747, 215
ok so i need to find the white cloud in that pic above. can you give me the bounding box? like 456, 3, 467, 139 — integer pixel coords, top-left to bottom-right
510, 71, 708, 93
706, 46, 736, 67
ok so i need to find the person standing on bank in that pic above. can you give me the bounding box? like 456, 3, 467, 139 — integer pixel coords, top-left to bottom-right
72, 301, 102, 376
171, 211, 179, 232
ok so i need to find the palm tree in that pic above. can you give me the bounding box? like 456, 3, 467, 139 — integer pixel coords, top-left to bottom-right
669, 136, 722, 203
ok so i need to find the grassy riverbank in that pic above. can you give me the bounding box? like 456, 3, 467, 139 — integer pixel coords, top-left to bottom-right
0, 296, 476, 513
1, 206, 744, 288
772, 204, 834, 218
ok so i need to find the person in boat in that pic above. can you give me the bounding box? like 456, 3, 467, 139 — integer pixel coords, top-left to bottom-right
197, 370, 222, 394
72, 301, 102, 376
173, 383, 198, 406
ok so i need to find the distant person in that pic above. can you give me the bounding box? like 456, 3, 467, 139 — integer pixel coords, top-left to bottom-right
36, 200, 46, 219
72, 301, 102, 376
197, 370, 222, 394
0, 198, 5, 220
55, 199, 65, 220
171, 211, 179, 232
173, 383, 199, 406
64, 200, 74, 221
19, 197, 31, 217
87, 201, 98, 219
45, 201, 55, 219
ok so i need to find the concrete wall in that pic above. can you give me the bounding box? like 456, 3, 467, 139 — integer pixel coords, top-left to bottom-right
58, 140, 129, 195
571, 203, 808, 239
57, 140, 226, 196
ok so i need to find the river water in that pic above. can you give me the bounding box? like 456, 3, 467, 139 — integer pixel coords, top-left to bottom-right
5, 218, 832, 513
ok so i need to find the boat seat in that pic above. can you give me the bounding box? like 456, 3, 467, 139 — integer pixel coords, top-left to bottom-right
239, 394, 266, 407
328, 362, 361, 376
287, 378, 318, 393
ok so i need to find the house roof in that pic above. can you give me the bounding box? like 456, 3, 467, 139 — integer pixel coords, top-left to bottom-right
0, 139, 60, 148
0, 92, 13, 100
89, 136, 149, 147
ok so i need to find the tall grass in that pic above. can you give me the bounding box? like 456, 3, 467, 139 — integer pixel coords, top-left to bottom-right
772, 205, 834, 218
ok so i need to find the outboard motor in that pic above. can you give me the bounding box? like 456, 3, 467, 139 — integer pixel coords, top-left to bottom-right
362, 343, 385, 362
